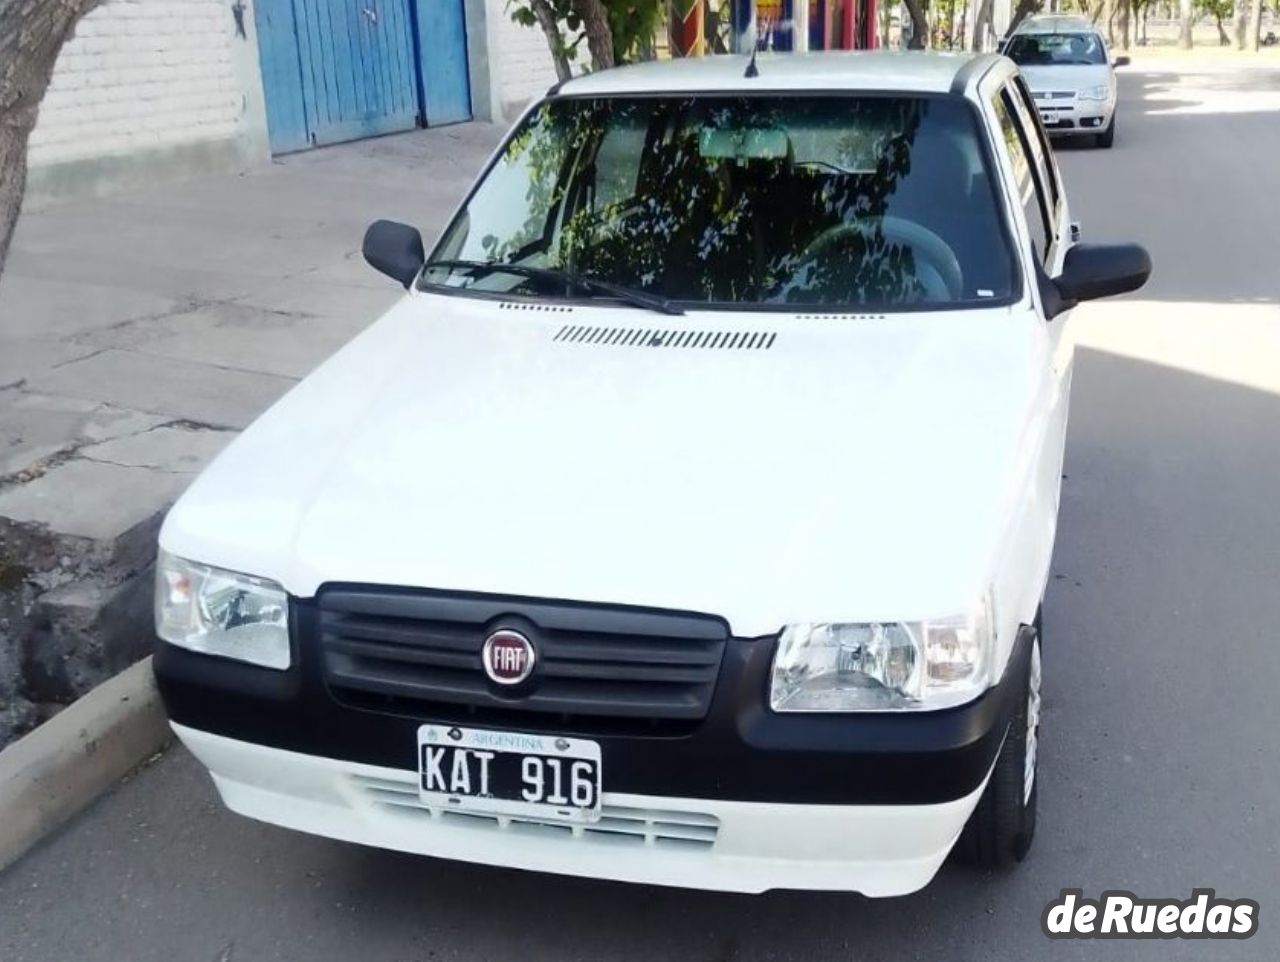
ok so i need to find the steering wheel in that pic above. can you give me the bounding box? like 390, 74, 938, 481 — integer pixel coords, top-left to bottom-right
794, 216, 964, 302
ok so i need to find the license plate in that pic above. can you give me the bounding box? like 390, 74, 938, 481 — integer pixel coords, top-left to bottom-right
417, 725, 602, 822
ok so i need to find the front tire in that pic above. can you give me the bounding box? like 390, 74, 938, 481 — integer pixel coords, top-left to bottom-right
1096, 116, 1116, 149
957, 632, 1041, 868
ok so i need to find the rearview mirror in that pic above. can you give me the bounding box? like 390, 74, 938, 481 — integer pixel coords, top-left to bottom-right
1113, 55, 1130, 67
363, 220, 425, 288
1043, 242, 1151, 318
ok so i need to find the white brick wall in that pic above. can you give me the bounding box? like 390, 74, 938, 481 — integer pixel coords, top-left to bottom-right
29, 0, 249, 167
484, 0, 562, 117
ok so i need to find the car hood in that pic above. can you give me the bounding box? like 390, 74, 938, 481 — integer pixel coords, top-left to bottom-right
162, 293, 1049, 636
1018, 63, 1113, 93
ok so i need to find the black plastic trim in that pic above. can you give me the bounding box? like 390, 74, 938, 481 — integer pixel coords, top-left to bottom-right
314, 585, 729, 724
155, 595, 1034, 806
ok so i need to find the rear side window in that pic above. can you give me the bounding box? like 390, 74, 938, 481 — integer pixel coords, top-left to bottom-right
993, 93, 1051, 263
1006, 79, 1060, 212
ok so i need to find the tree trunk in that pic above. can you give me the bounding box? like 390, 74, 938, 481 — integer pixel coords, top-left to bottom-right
0, 0, 102, 277
1103, 0, 1114, 44
971, 0, 994, 51
571, 0, 615, 69
1234, 0, 1249, 49
1178, 0, 1194, 47
1249, 0, 1263, 49
902, 0, 929, 48
529, 0, 572, 82
1009, 0, 1043, 37
1120, 0, 1131, 49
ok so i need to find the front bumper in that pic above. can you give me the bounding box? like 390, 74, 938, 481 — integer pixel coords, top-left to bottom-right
1034, 98, 1115, 135
155, 592, 1032, 894
175, 722, 992, 895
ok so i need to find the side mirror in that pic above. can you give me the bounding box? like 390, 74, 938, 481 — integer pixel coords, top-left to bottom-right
1042, 242, 1151, 318
363, 219, 424, 288
1113, 55, 1130, 67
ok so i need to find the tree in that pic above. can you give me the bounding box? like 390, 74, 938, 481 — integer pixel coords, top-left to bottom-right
1248, 0, 1263, 48
971, 0, 994, 50
1197, 0, 1234, 42
1008, 0, 1046, 36
1234, 0, 1248, 47
1179, 0, 1195, 47
902, 0, 930, 48
516, 0, 576, 82
1132, 0, 1157, 43
0, 0, 102, 278
509, 0, 663, 80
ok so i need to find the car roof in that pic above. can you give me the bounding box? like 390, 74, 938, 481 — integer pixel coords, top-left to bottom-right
1012, 15, 1098, 35
556, 51, 1003, 97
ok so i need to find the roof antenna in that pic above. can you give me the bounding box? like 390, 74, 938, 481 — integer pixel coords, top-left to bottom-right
744, 22, 760, 78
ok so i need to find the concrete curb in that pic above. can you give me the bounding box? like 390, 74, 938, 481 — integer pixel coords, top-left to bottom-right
0, 656, 171, 873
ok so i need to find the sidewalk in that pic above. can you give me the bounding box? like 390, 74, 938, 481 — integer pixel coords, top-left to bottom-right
0, 122, 503, 741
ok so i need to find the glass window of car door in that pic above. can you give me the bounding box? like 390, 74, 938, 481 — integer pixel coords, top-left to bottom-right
1006, 78, 1061, 216
993, 91, 1053, 265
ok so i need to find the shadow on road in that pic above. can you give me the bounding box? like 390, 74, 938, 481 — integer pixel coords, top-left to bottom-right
1053, 67, 1280, 305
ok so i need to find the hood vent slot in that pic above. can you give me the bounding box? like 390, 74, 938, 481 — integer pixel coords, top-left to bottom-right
793, 313, 885, 321
499, 301, 574, 313
553, 325, 776, 350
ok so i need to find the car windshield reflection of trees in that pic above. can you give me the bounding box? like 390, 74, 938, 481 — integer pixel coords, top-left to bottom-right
1007, 35, 1107, 66
427, 96, 1013, 310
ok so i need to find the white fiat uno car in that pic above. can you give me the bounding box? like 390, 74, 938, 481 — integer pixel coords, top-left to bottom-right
154, 52, 1149, 896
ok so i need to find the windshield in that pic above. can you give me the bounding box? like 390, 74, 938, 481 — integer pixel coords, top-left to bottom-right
1006, 32, 1108, 66
425, 95, 1016, 310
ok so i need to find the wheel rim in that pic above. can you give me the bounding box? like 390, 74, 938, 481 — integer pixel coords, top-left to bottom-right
1024, 640, 1042, 805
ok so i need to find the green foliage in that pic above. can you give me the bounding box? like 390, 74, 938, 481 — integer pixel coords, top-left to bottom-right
607, 0, 665, 62
1193, 0, 1233, 17
507, 0, 664, 71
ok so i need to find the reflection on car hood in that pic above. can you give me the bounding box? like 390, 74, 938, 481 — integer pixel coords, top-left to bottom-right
1018, 64, 1114, 93
161, 293, 1050, 636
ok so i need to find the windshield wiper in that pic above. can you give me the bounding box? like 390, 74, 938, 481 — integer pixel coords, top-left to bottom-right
423, 259, 685, 316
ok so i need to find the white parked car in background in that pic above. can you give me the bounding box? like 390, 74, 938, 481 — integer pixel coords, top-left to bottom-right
154, 51, 1150, 896
1003, 15, 1127, 148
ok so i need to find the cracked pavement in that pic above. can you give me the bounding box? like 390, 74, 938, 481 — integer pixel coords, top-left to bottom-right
0, 121, 504, 543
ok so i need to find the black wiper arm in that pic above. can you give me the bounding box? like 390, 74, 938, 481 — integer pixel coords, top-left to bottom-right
423, 259, 684, 316
573, 274, 685, 316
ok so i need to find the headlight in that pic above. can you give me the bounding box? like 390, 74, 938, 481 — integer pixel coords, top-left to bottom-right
769, 594, 995, 712
1078, 85, 1111, 101
155, 551, 290, 669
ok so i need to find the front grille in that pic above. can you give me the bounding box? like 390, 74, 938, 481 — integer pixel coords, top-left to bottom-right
314, 587, 728, 729
351, 772, 719, 850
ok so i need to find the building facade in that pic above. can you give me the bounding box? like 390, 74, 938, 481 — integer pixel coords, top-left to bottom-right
27, 0, 560, 204
26, 0, 1014, 206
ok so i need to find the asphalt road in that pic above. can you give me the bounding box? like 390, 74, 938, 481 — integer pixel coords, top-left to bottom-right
3, 59, 1280, 962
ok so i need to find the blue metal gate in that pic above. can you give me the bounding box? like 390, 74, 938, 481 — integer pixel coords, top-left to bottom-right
415, 0, 472, 126
255, 0, 311, 153
254, 0, 472, 155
